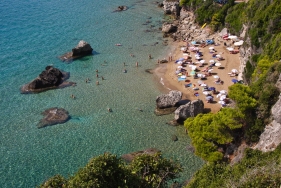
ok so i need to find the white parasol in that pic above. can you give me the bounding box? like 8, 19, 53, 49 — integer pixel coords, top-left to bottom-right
191, 65, 197, 70
216, 54, 221, 58
227, 47, 234, 51
220, 95, 227, 101
220, 90, 227, 94
203, 91, 210, 95
215, 62, 222, 67
234, 40, 244, 46
200, 60, 205, 64
209, 46, 215, 50
177, 66, 183, 69
213, 75, 220, 79
208, 69, 213, 72
183, 53, 189, 56
228, 35, 237, 39
209, 59, 215, 63
231, 69, 238, 73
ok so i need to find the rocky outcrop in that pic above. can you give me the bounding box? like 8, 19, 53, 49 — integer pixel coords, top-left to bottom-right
162, 23, 178, 33
253, 120, 281, 152
115, 6, 128, 11
254, 94, 281, 152
37, 107, 70, 128
21, 66, 76, 93
121, 148, 160, 163
155, 90, 182, 115
163, 0, 180, 16
156, 90, 182, 109
59, 40, 93, 62
174, 99, 204, 122
161, 9, 213, 42
72, 40, 93, 57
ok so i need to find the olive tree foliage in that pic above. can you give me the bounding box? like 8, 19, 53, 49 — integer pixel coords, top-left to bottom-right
39, 153, 182, 188
129, 153, 183, 188
184, 108, 244, 163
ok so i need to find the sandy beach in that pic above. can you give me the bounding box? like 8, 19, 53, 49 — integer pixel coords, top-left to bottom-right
154, 33, 241, 113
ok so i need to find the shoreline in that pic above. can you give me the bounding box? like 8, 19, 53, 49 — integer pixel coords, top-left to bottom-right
153, 28, 242, 113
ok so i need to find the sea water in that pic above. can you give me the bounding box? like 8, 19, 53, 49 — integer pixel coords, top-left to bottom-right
0, 0, 204, 187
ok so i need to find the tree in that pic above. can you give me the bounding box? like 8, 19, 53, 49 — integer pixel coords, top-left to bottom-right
39, 153, 182, 188
129, 153, 182, 188
184, 108, 244, 162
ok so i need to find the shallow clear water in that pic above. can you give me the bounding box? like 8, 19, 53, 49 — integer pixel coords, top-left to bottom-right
0, 0, 204, 187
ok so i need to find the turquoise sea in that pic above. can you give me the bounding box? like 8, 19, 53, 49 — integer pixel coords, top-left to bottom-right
0, 0, 204, 187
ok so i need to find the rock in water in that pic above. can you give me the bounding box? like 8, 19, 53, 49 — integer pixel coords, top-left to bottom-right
59, 40, 93, 62
37, 107, 70, 128
20, 66, 75, 93
172, 135, 178, 141
155, 90, 182, 115
72, 40, 93, 57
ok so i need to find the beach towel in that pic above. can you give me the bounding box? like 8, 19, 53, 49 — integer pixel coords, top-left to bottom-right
178, 77, 186, 81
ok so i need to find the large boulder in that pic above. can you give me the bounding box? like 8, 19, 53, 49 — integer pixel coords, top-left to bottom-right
59, 40, 93, 62
156, 90, 182, 109
174, 99, 204, 122
162, 23, 178, 33
37, 107, 70, 128
72, 40, 93, 57
163, 0, 180, 16
21, 66, 75, 93
121, 148, 160, 163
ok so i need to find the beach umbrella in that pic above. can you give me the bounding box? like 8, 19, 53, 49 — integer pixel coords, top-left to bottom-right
208, 69, 213, 72
209, 46, 215, 50
177, 66, 183, 69
220, 90, 227, 94
190, 70, 196, 75
227, 47, 234, 51
220, 95, 226, 101
228, 35, 238, 39
206, 96, 213, 101
191, 66, 197, 70
209, 59, 215, 63
203, 91, 210, 95
216, 54, 221, 58
197, 80, 204, 84
234, 40, 244, 46
200, 60, 205, 64
194, 93, 199, 97
191, 41, 197, 45
231, 69, 238, 73
213, 75, 220, 79
183, 53, 189, 56
215, 62, 221, 67
218, 100, 226, 105
181, 47, 187, 51
178, 57, 185, 61
232, 79, 238, 83
208, 87, 216, 91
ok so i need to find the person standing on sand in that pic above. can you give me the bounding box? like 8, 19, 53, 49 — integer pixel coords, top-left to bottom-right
136, 62, 139, 67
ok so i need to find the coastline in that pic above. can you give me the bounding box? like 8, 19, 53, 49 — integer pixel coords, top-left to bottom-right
153, 27, 242, 113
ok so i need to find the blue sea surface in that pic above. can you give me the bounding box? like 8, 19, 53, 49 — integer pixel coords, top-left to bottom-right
0, 0, 204, 187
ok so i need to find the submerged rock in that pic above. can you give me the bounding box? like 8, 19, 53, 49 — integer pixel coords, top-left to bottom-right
59, 40, 93, 62
37, 107, 70, 128
121, 148, 161, 163
21, 66, 76, 94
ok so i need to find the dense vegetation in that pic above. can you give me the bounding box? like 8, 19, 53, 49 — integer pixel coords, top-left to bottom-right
39, 153, 182, 188
180, 0, 281, 187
